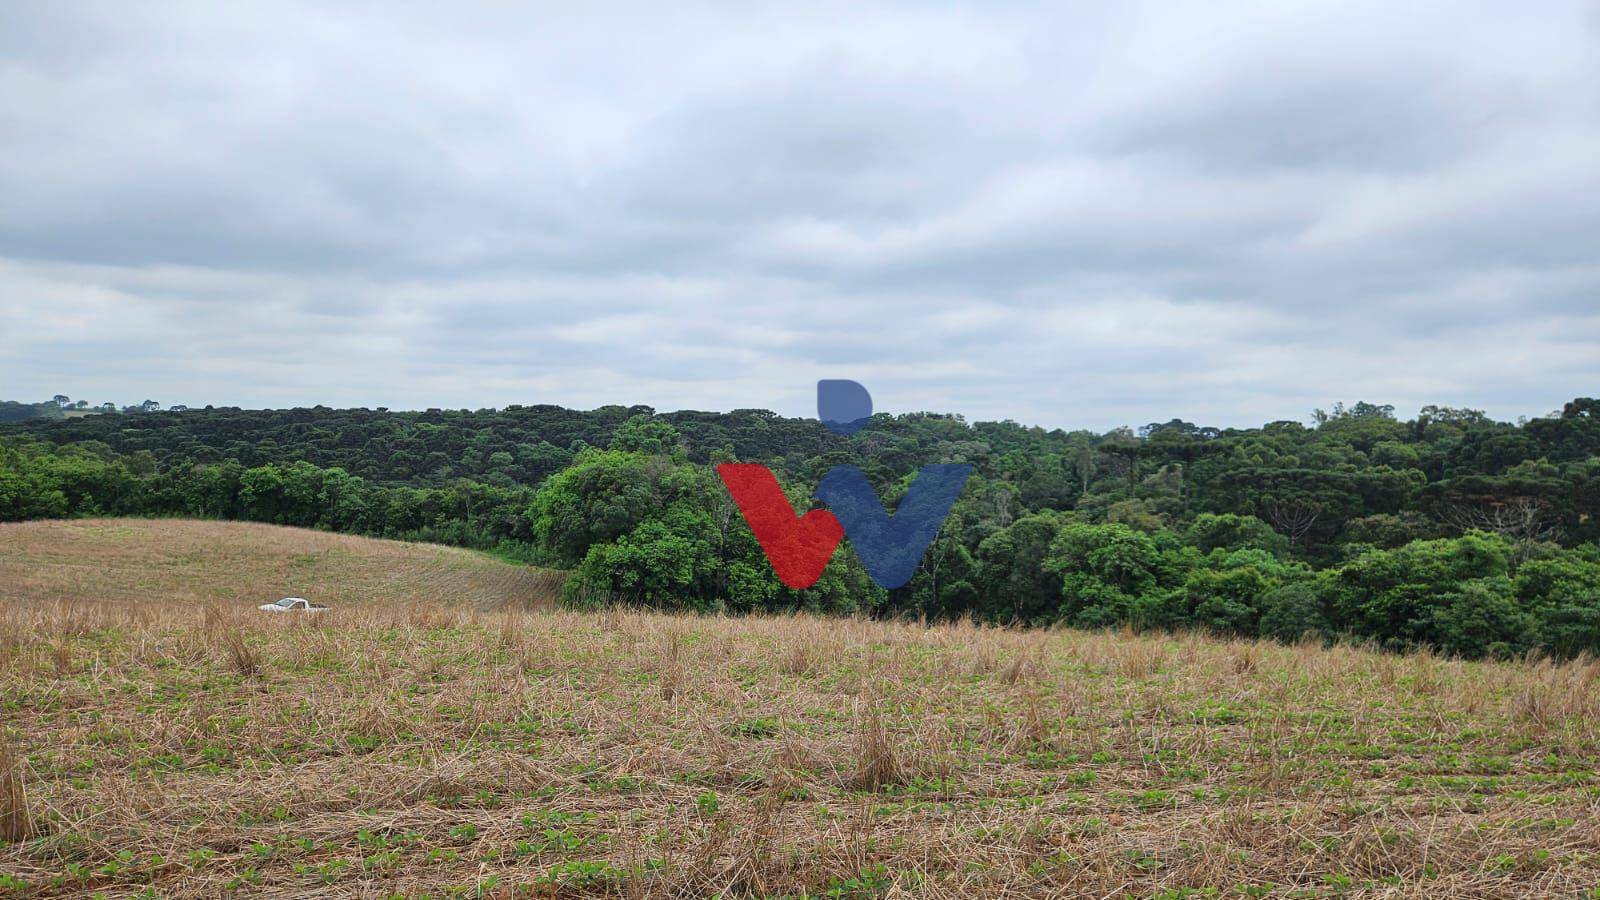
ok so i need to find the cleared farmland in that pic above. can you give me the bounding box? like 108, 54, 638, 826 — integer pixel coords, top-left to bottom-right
0, 518, 564, 611
2, 521, 1599, 897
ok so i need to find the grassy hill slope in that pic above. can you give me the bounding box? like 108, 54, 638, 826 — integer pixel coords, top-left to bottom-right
0, 518, 565, 610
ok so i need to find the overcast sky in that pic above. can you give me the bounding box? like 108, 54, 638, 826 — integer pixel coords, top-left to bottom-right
2, 1, 1597, 430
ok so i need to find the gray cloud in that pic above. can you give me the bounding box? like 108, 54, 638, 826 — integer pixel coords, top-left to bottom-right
2, 0, 1597, 430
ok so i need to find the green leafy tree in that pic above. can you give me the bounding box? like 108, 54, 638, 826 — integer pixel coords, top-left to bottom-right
1326, 531, 1514, 651
1046, 523, 1179, 629
1183, 513, 1289, 558
975, 512, 1070, 623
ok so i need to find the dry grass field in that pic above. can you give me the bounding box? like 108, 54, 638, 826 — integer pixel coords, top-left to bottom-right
0, 519, 565, 611
3, 521, 1600, 898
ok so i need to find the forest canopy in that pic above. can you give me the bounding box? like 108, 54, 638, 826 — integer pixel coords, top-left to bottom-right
3, 396, 1598, 658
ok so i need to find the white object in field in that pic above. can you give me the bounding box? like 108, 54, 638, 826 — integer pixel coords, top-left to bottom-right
258, 597, 328, 613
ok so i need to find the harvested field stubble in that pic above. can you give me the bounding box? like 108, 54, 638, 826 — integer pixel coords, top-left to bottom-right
2, 595, 1600, 897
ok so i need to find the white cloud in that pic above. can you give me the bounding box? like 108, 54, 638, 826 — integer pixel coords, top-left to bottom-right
1, 0, 1597, 429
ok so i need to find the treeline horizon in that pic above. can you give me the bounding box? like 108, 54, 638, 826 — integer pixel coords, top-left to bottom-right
1, 391, 1585, 433
3, 396, 1597, 659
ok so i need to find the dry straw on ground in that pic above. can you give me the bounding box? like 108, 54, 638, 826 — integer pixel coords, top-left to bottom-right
0, 745, 34, 845
2, 519, 1600, 897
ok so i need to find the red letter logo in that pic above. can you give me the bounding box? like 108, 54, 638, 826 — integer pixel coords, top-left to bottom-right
716, 463, 843, 589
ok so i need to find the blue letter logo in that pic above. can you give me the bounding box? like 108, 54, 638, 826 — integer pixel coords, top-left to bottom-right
815, 462, 971, 589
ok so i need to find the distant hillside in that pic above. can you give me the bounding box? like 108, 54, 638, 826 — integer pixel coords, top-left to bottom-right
0, 518, 564, 610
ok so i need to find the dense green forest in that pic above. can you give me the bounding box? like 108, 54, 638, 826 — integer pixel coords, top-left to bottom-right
3, 397, 1598, 658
